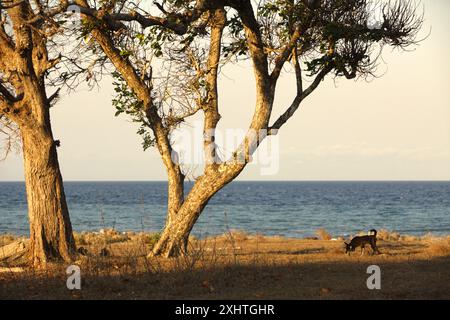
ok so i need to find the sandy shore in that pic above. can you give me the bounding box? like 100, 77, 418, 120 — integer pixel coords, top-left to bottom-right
0, 230, 449, 299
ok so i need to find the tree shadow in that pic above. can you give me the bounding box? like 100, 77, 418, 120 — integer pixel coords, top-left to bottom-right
264, 248, 327, 255
0, 253, 449, 300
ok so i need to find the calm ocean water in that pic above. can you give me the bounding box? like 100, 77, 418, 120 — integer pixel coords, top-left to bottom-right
0, 181, 449, 238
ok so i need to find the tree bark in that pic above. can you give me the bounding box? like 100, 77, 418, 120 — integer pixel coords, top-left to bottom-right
21, 124, 76, 267
150, 189, 212, 258
0, 0, 77, 268
150, 166, 244, 258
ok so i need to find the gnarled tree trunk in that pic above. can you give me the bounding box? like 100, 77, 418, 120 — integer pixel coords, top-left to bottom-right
0, 0, 77, 268
21, 125, 76, 267
150, 196, 208, 258
150, 168, 242, 258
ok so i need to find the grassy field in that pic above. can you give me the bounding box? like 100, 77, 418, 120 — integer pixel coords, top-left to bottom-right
0, 230, 449, 300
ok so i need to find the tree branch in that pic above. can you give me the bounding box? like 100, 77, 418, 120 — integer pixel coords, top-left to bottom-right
47, 87, 61, 105
75, 0, 185, 198
108, 11, 187, 34
203, 8, 225, 168
293, 47, 303, 96
269, 64, 333, 132
230, 0, 269, 81
75, 0, 211, 35
270, 25, 302, 82
0, 82, 22, 103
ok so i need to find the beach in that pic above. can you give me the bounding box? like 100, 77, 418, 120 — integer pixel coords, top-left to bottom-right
1, 230, 449, 300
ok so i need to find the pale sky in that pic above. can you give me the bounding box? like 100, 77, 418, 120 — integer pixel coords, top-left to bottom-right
1, 0, 449, 181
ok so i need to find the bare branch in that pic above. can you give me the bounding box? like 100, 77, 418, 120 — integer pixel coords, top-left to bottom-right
270, 25, 302, 81
269, 63, 333, 132
47, 87, 61, 105
230, 0, 269, 80
74, 0, 212, 35
203, 8, 226, 167
0, 113, 20, 160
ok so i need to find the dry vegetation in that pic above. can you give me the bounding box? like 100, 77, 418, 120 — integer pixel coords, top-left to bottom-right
0, 229, 449, 300
315, 228, 332, 241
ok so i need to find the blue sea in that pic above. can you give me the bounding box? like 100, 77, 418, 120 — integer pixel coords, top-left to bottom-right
0, 181, 449, 238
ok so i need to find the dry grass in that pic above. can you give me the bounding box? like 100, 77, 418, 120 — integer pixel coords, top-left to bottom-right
216, 229, 249, 242
400, 235, 419, 242
75, 229, 135, 245
425, 238, 450, 256
0, 234, 16, 247
0, 231, 449, 300
315, 228, 332, 241
375, 229, 401, 241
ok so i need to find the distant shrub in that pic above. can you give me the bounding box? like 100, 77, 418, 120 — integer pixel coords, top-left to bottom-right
421, 232, 435, 240
228, 230, 249, 241
137, 232, 161, 248
315, 228, 332, 241
377, 229, 400, 241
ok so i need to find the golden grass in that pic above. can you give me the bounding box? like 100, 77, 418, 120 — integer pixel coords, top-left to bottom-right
315, 228, 332, 240
376, 229, 401, 241
0, 231, 449, 299
425, 238, 450, 256
400, 235, 419, 242
0, 234, 16, 247
220, 229, 249, 241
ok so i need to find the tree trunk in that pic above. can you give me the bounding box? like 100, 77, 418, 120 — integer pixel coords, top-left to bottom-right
166, 168, 184, 226
150, 202, 205, 258
150, 168, 243, 258
21, 126, 76, 267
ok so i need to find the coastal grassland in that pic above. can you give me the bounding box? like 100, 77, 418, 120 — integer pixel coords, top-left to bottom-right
0, 230, 449, 299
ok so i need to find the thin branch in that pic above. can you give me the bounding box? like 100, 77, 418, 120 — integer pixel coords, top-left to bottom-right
47, 87, 61, 105
74, 0, 210, 35
269, 64, 333, 132
203, 8, 226, 167
270, 25, 302, 82
293, 47, 303, 95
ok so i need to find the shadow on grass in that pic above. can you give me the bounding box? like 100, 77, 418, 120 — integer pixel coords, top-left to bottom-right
264, 248, 327, 255
0, 254, 449, 300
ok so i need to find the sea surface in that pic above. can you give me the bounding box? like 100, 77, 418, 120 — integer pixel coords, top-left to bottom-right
0, 181, 449, 238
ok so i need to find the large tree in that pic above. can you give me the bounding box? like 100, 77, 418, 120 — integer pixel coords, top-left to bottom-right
75, 0, 423, 257
0, 0, 80, 266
